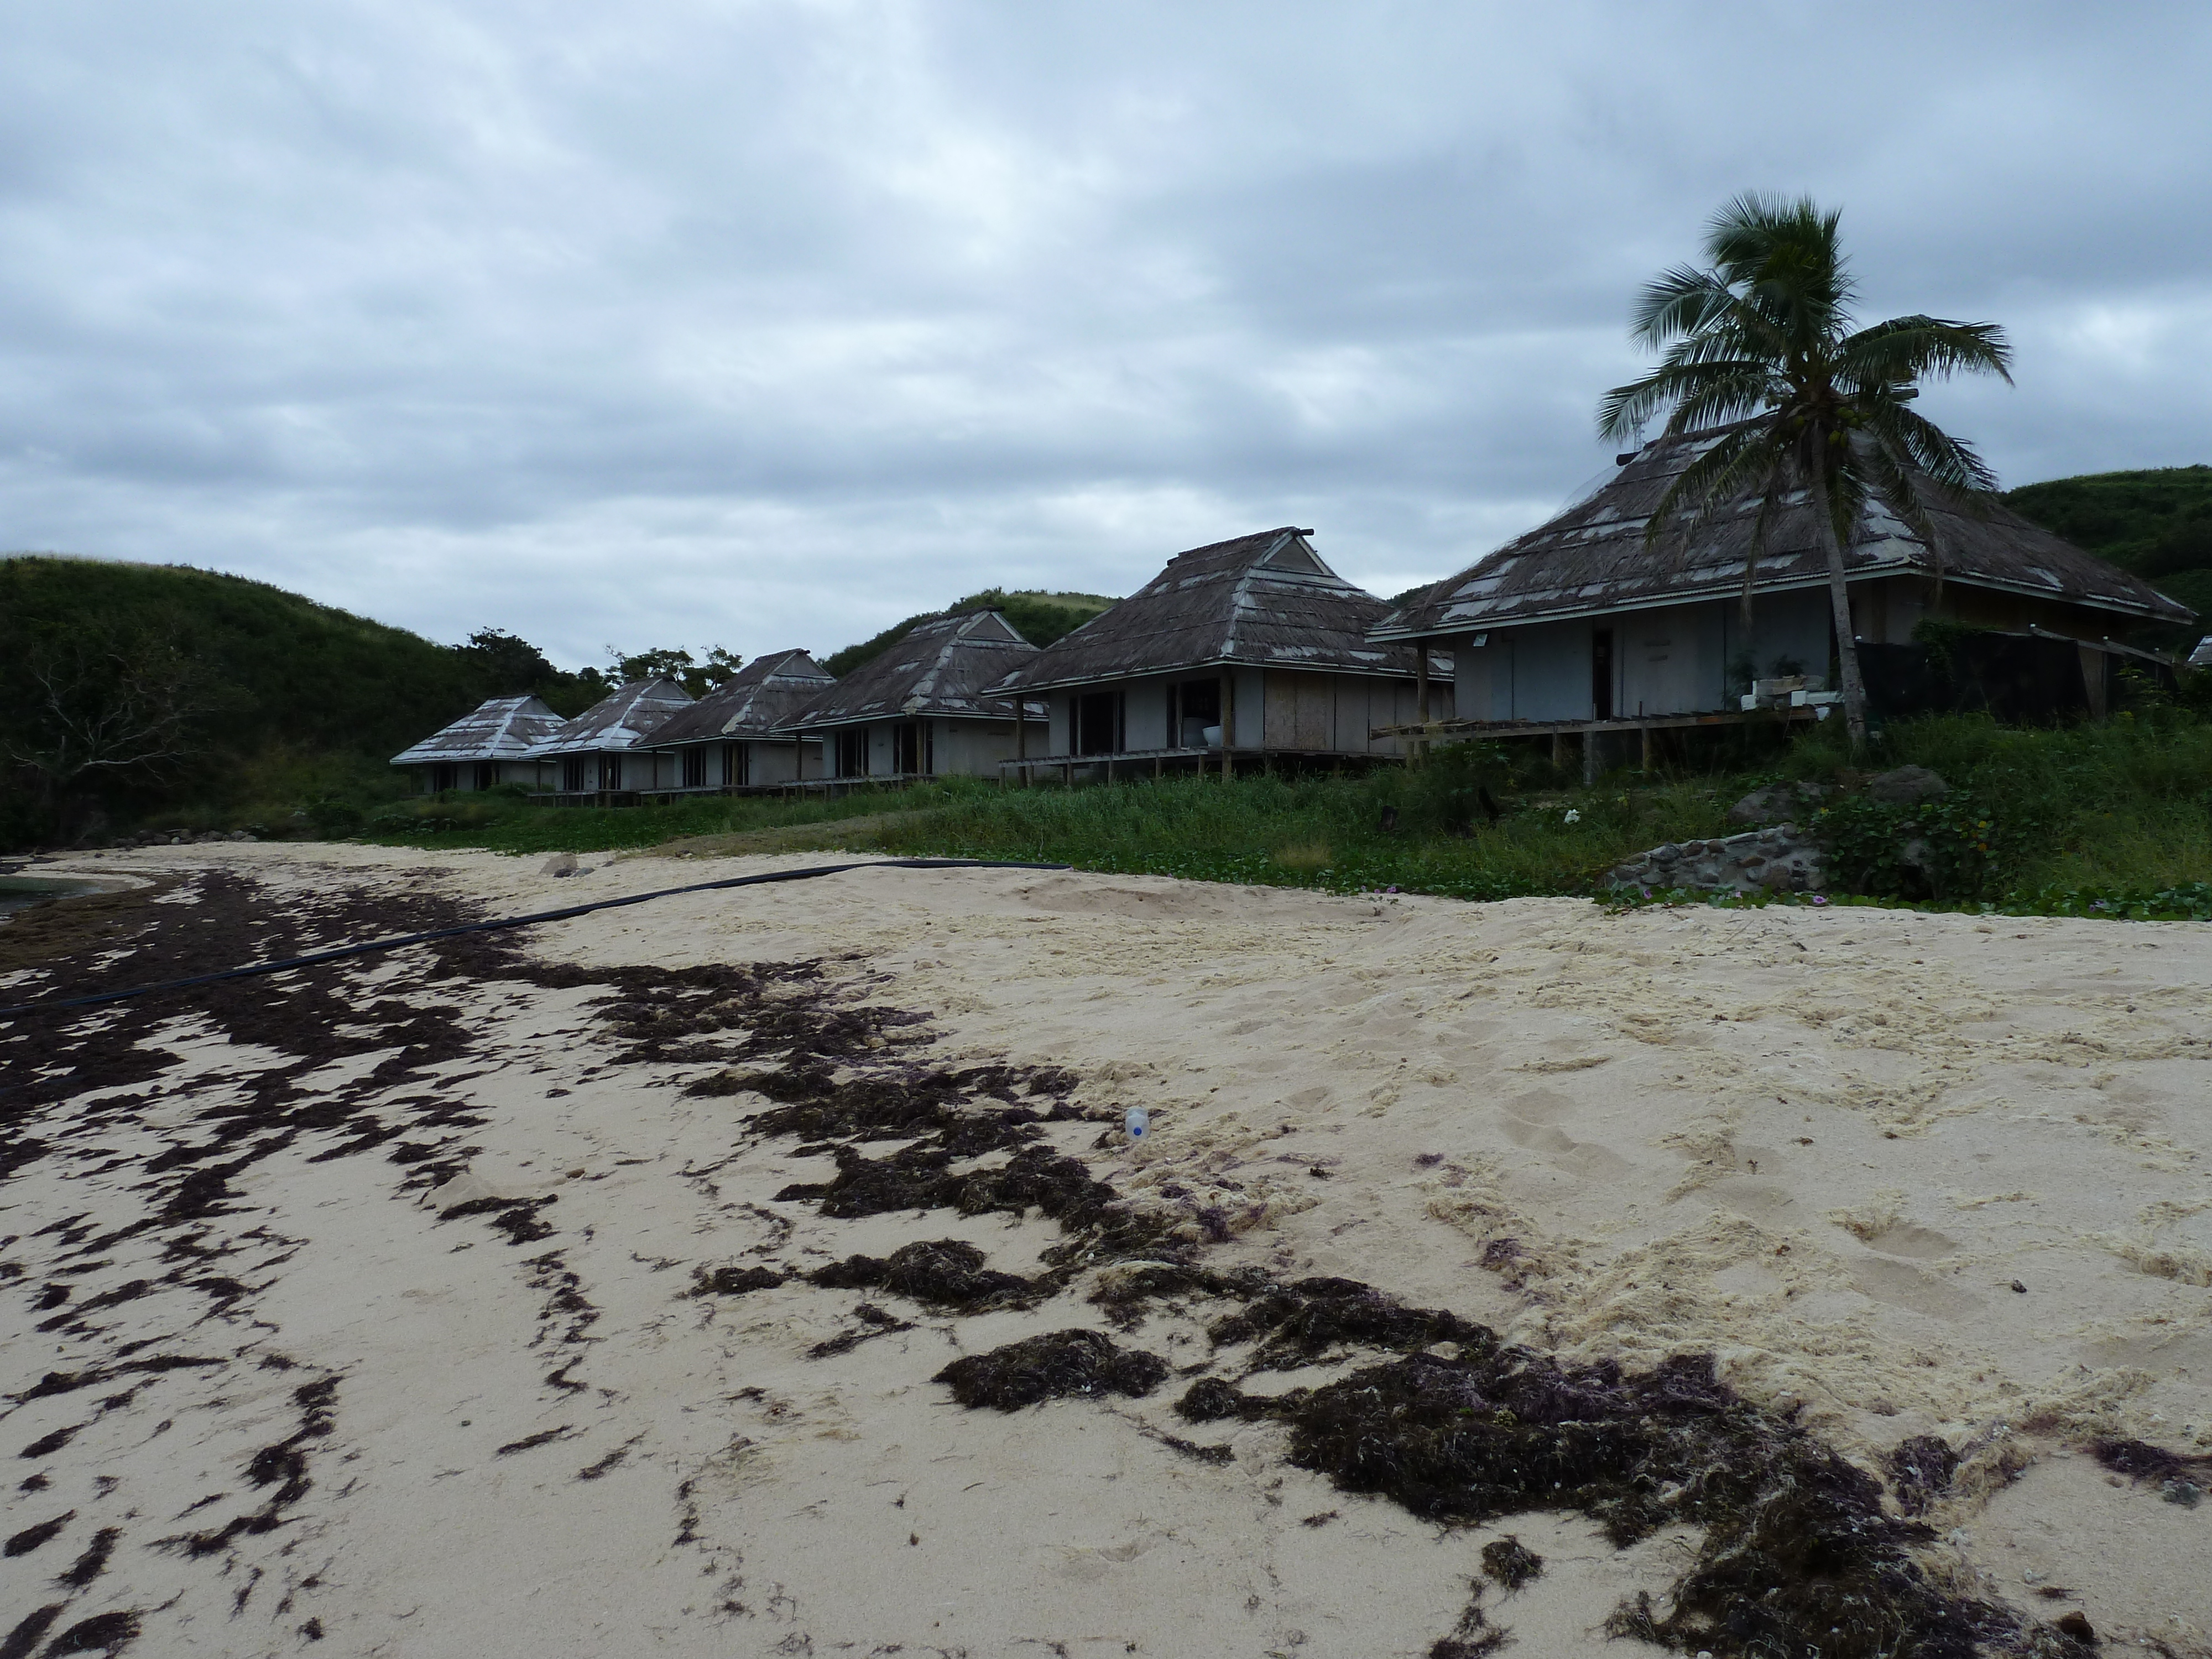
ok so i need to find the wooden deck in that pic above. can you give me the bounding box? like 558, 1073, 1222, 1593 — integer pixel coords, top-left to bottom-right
1371, 705, 1823, 781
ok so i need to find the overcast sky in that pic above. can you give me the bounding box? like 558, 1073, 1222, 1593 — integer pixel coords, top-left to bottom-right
5, 3, 2210, 668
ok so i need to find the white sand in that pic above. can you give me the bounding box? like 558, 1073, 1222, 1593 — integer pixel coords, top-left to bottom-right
3, 842, 2209, 1656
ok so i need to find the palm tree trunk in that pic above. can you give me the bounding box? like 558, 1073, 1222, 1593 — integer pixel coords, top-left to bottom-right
1809, 475, 1870, 750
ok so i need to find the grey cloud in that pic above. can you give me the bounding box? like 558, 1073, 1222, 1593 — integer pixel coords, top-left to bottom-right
2, 1, 2208, 667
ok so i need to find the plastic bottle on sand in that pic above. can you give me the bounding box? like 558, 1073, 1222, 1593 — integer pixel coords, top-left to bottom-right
1125, 1107, 1150, 1142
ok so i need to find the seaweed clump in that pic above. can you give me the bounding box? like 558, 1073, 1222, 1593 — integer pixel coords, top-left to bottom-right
1206, 1275, 1498, 1370
1887, 1433, 1959, 1516
1176, 1349, 2015, 1658
811, 1240, 1037, 1310
933, 1330, 1168, 1411
1479, 1535, 1543, 1592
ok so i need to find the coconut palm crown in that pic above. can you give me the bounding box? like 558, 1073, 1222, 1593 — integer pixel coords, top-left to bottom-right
1598, 194, 2013, 747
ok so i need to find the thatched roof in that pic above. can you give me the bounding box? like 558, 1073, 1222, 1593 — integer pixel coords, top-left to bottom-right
1003, 527, 1444, 692
1373, 430, 2197, 640
528, 678, 693, 757
391, 696, 563, 766
782, 610, 1042, 730
646, 650, 836, 747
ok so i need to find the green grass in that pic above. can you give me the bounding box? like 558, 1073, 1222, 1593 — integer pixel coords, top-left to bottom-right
362, 779, 997, 855
356, 710, 2212, 921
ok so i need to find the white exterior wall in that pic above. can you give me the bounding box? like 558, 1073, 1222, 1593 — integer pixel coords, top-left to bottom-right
1617, 603, 1724, 718
1450, 587, 1842, 722
1123, 679, 1172, 750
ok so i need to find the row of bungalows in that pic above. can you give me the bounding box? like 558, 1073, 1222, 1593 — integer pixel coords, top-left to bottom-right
393, 476, 2195, 798
393, 527, 1449, 796
1370, 427, 2196, 770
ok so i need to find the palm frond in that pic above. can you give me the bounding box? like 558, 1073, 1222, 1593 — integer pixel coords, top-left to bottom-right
1629, 266, 1738, 351
1840, 315, 2013, 387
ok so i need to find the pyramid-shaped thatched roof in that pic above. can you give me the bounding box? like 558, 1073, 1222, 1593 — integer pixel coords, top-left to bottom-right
782, 610, 1041, 730
648, 650, 836, 747
391, 696, 564, 766
1004, 528, 1440, 692
1373, 430, 2195, 641
528, 678, 693, 757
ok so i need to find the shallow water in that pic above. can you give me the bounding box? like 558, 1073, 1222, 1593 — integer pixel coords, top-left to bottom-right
0, 875, 101, 921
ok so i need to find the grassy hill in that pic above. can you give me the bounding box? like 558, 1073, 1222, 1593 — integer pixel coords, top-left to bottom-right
2004, 465, 2212, 644
0, 556, 598, 847
822, 588, 1117, 677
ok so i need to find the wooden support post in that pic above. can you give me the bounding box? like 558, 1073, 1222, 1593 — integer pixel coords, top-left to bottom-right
1413, 646, 1430, 770
1222, 671, 1235, 781
1551, 732, 1563, 770
1640, 723, 1652, 774
1583, 727, 1598, 787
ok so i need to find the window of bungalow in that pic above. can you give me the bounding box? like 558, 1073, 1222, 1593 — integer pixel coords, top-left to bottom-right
1074, 690, 1124, 755
722, 742, 747, 786
836, 729, 867, 777
598, 755, 622, 792
473, 762, 497, 791
561, 756, 586, 793
431, 762, 457, 794
1172, 678, 1220, 749
682, 748, 706, 789
893, 719, 933, 775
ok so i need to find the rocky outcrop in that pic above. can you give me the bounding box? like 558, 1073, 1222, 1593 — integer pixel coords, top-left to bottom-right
1865, 765, 1950, 805
1606, 824, 1825, 894
1725, 781, 1834, 825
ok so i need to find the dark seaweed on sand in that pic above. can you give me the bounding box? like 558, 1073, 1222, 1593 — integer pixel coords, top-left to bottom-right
933, 1330, 1169, 1411
1479, 1535, 1542, 1592
811, 1239, 1037, 1309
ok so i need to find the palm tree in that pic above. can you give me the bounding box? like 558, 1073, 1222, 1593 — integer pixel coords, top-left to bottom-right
1598, 194, 2013, 749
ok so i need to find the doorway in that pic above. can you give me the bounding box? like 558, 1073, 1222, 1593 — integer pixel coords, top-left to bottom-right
1592, 629, 1615, 721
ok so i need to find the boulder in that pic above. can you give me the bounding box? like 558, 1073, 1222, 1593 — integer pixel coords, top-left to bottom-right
1865, 765, 1949, 805
541, 852, 580, 878
1608, 823, 1826, 895
1725, 781, 1833, 825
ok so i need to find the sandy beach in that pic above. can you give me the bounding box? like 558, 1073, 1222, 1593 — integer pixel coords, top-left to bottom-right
3, 842, 2209, 1657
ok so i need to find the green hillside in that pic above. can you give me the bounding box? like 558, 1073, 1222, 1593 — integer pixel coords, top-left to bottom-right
0, 556, 602, 847
823, 588, 1117, 678
2004, 465, 2212, 643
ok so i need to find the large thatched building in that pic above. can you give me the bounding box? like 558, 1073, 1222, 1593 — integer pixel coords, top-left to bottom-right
526, 678, 695, 797
392, 695, 565, 795
780, 609, 1043, 780
640, 650, 836, 791
996, 527, 1450, 781
1372, 429, 2194, 741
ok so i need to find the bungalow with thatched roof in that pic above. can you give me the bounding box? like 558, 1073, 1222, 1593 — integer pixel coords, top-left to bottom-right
639, 649, 836, 791
1371, 428, 2195, 761
526, 677, 695, 799
779, 609, 1044, 780
391, 695, 565, 795
995, 527, 1451, 782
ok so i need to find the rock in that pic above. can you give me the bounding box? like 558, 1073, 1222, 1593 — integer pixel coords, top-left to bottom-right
1865, 765, 1949, 805
1725, 781, 1833, 825
541, 853, 579, 878
1608, 824, 1827, 895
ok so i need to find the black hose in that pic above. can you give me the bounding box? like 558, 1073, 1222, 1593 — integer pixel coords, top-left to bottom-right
0, 857, 1064, 1021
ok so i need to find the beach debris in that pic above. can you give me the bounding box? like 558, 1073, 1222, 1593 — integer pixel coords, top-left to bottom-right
2053, 1610, 2096, 1642
1480, 1535, 1543, 1591
2011, 1279, 2028, 1293
540, 853, 578, 877
1125, 1107, 1150, 1141
2161, 1479, 2202, 1508
933, 1329, 1168, 1411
